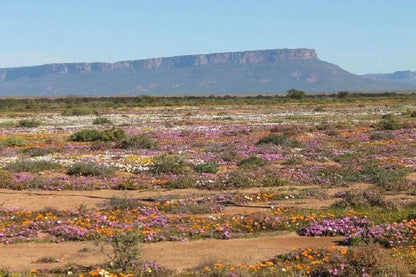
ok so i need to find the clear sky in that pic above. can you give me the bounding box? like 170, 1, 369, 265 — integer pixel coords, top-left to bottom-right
0, 0, 414, 74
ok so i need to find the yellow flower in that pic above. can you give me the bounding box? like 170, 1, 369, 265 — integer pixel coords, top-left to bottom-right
265, 261, 274, 267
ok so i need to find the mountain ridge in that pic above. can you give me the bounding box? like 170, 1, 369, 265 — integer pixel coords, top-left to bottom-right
362, 70, 416, 83
0, 48, 318, 82
0, 48, 414, 96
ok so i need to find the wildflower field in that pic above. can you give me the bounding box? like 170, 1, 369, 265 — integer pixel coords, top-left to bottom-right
0, 94, 415, 276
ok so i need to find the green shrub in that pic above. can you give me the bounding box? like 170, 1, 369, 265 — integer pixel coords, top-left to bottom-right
99, 128, 126, 142
376, 117, 402, 130
150, 154, 188, 175
2, 136, 26, 147
5, 160, 60, 173
194, 162, 219, 173
260, 175, 287, 187
0, 121, 16, 128
92, 117, 112, 125
164, 176, 195, 189
221, 170, 253, 189
333, 152, 363, 164
67, 162, 114, 176
62, 107, 95, 116
332, 190, 395, 209
69, 129, 102, 142
17, 118, 41, 128
337, 91, 350, 98
21, 147, 61, 157
69, 128, 125, 142
102, 196, 142, 210
257, 134, 302, 148
95, 228, 142, 271
282, 157, 304, 165
286, 89, 306, 100
370, 131, 394, 140
344, 160, 410, 191
0, 170, 13, 188
220, 149, 240, 163
0, 268, 13, 277
119, 134, 158, 150
310, 244, 409, 276
89, 141, 113, 151
238, 156, 268, 167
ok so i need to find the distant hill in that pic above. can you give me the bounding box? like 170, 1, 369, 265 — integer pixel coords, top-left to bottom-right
362, 70, 416, 84
0, 48, 414, 96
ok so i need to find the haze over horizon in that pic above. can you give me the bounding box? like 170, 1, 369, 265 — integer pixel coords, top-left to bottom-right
1, 0, 415, 75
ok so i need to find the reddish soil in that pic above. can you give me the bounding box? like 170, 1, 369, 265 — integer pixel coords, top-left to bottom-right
0, 233, 343, 272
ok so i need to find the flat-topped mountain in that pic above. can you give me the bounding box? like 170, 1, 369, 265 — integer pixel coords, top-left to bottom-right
0, 49, 318, 82
0, 48, 414, 96
362, 70, 416, 83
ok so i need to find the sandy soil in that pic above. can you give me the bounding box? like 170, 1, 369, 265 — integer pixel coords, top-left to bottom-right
0, 232, 343, 272
0, 182, 375, 211
0, 185, 326, 211
407, 172, 416, 181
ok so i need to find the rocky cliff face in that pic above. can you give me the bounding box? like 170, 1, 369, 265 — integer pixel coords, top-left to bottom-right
0, 48, 318, 82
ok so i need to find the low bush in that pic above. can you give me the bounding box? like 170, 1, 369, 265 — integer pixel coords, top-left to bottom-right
310, 244, 409, 276
281, 157, 304, 165
69, 129, 102, 142
0, 170, 13, 188
194, 162, 219, 173
150, 154, 188, 175
5, 160, 60, 173
20, 147, 61, 157
95, 228, 143, 271
164, 176, 195, 189
345, 160, 410, 191
2, 136, 26, 147
69, 128, 125, 142
99, 128, 126, 142
369, 131, 394, 140
102, 196, 142, 210
92, 117, 112, 125
62, 107, 96, 116
376, 116, 402, 130
257, 134, 302, 148
215, 170, 254, 189
286, 88, 306, 100
67, 162, 114, 177
118, 134, 158, 150
17, 118, 41, 128
220, 149, 240, 163
332, 190, 396, 209
238, 156, 268, 167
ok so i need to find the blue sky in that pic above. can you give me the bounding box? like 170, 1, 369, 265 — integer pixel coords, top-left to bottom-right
0, 0, 415, 74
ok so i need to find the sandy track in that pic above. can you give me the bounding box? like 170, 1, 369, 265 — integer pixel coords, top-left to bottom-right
0, 232, 343, 272
0, 185, 324, 211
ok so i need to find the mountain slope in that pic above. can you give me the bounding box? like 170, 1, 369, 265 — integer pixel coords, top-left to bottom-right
0, 49, 413, 96
362, 70, 416, 84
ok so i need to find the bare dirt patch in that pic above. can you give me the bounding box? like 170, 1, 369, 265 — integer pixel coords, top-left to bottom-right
142, 232, 343, 271
0, 233, 343, 272
407, 172, 416, 182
